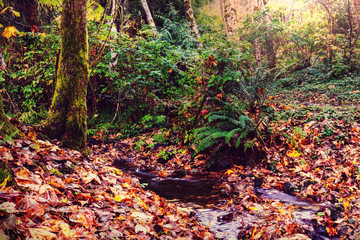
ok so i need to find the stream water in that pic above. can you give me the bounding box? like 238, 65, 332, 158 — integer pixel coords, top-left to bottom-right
113, 159, 336, 240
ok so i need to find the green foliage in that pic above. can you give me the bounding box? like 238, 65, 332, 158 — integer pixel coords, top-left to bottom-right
89, 20, 200, 133
140, 114, 167, 129
39, 0, 61, 7
157, 16, 199, 49
18, 107, 48, 125
153, 132, 168, 144
192, 108, 254, 155
157, 149, 174, 161
1, 32, 59, 117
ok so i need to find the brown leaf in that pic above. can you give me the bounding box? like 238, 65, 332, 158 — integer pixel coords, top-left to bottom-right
0, 201, 17, 213
39, 184, 60, 207
81, 172, 102, 185
0, 230, 9, 240
17, 195, 45, 216
69, 208, 96, 228
28, 227, 57, 240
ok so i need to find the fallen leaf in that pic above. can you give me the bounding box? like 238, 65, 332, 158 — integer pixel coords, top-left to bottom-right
17, 195, 45, 216
130, 211, 153, 223
0, 230, 9, 240
287, 149, 301, 158
81, 172, 102, 185
2, 26, 18, 39
0, 201, 17, 213
69, 208, 96, 228
28, 227, 57, 240
134, 224, 149, 234
157, 170, 168, 178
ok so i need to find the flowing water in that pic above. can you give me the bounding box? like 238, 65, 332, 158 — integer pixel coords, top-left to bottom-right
114, 159, 336, 240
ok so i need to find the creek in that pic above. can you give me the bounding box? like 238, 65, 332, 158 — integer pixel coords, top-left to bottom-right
113, 158, 336, 240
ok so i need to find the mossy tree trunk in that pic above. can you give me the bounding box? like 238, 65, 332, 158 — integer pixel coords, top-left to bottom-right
0, 92, 20, 138
140, 0, 157, 35
220, 0, 239, 37
44, 0, 89, 151
183, 0, 203, 48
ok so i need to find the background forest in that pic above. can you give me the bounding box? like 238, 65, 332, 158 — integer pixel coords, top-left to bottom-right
1, 0, 360, 239
1, 0, 359, 156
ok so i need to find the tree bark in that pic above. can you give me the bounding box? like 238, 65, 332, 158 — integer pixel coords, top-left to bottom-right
265, 32, 276, 69
220, 0, 239, 36
183, 0, 203, 48
44, 0, 89, 151
140, 0, 157, 35
253, 40, 262, 66
21, 0, 40, 27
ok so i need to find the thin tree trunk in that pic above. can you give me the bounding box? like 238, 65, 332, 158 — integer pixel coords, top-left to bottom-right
140, 0, 157, 35
44, 0, 89, 151
183, 0, 203, 48
265, 32, 276, 69
253, 40, 262, 67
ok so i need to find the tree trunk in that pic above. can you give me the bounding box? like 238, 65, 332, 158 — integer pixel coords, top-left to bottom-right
253, 40, 262, 67
0, 91, 20, 138
183, 0, 203, 48
220, 0, 239, 36
21, 0, 40, 28
44, 0, 89, 151
140, 0, 157, 35
265, 32, 276, 69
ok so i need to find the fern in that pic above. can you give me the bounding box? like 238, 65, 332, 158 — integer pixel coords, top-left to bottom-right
235, 130, 250, 148
244, 140, 256, 151
192, 108, 254, 155
193, 127, 222, 143
225, 128, 243, 144
195, 131, 228, 154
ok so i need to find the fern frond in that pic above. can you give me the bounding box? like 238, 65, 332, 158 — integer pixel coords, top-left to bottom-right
193, 127, 222, 143
235, 130, 250, 148
208, 115, 242, 127
225, 128, 243, 144
195, 131, 228, 153
244, 140, 256, 151
238, 115, 253, 129
192, 126, 210, 134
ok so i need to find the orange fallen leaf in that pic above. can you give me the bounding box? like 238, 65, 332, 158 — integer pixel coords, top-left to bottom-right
157, 170, 168, 178
2, 26, 19, 39
27, 131, 37, 141
287, 149, 301, 158
326, 226, 336, 236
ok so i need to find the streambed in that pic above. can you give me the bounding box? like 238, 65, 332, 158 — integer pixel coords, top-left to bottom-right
113, 158, 336, 240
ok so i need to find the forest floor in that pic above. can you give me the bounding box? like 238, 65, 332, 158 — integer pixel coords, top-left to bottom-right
1, 77, 360, 239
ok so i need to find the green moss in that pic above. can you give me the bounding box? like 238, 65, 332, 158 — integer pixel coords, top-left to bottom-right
44, 0, 89, 152
0, 161, 13, 186
50, 168, 63, 176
